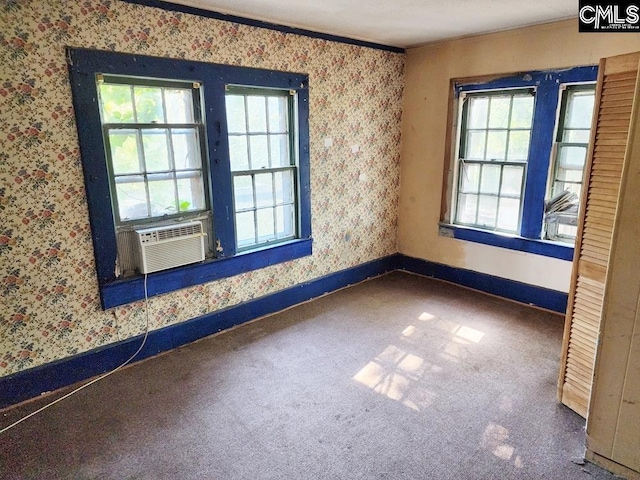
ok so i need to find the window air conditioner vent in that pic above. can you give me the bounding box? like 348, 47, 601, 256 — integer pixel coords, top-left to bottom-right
135, 221, 206, 274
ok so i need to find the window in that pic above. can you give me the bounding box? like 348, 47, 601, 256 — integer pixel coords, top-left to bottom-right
98, 77, 208, 224
545, 85, 596, 241
226, 88, 297, 250
442, 66, 598, 260
455, 90, 534, 232
68, 48, 311, 309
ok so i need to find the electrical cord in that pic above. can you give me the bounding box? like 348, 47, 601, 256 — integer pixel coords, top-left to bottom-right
0, 274, 151, 435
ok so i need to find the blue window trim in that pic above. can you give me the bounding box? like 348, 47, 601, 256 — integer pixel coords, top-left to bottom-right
439, 224, 573, 261
449, 65, 598, 260
67, 48, 312, 310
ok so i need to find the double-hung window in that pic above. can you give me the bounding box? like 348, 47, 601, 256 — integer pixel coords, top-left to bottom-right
226, 88, 298, 250
68, 48, 311, 309
99, 77, 208, 224
443, 66, 598, 259
455, 90, 534, 232
545, 85, 596, 241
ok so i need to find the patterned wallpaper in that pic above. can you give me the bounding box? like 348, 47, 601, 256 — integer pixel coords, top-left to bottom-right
0, 0, 405, 377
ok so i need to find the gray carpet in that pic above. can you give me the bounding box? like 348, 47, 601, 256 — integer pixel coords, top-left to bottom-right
0, 272, 618, 479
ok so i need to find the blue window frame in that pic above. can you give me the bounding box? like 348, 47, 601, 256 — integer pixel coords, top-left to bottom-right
68, 48, 311, 309
441, 65, 598, 260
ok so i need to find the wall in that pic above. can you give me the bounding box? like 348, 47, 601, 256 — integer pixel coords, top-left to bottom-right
398, 19, 640, 293
0, 0, 404, 378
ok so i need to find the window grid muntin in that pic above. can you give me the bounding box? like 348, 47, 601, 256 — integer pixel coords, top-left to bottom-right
460, 89, 534, 163
547, 84, 596, 240
455, 89, 534, 233
99, 76, 209, 225
550, 86, 595, 198
456, 160, 525, 232
226, 87, 298, 250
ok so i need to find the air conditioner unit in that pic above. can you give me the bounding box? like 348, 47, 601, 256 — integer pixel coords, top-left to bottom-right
135, 221, 206, 274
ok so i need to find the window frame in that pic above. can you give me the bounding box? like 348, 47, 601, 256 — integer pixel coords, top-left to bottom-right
454, 88, 534, 233
68, 48, 312, 309
225, 85, 300, 251
98, 75, 210, 226
440, 65, 598, 261
544, 83, 597, 242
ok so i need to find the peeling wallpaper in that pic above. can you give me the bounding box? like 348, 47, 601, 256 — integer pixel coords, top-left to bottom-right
0, 0, 405, 377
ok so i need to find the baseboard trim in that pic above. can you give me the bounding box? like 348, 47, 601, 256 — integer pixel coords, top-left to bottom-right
586, 451, 640, 480
0, 253, 569, 409
0, 254, 399, 410
398, 255, 568, 314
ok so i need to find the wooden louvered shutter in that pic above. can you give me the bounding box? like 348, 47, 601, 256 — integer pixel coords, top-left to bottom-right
558, 51, 640, 418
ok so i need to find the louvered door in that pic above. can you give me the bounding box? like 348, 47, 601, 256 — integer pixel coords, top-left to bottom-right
558, 52, 640, 418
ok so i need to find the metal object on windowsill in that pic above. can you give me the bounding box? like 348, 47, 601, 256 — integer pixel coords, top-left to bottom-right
544, 190, 579, 241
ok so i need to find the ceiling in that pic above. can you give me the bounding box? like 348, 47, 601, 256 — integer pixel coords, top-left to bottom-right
164, 0, 578, 48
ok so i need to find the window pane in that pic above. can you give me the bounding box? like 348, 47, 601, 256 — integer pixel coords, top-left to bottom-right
510, 96, 534, 128
142, 129, 170, 172
456, 193, 478, 224
568, 183, 581, 197
486, 131, 507, 160
477, 195, 498, 228
558, 224, 578, 237
468, 97, 488, 129
134, 86, 164, 123
115, 176, 148, 220
236, 211, 256, 248
501, 166, 523, 196
507, 131, 530, 161
148, 176, 177, 216
172, 129, 200, 170
488, 96, 510, 129
480, 164, 500, 195
229, 136, 249, 171
563, 129, 591, 143
270, 134, 290, 167
165, 89, 194, 123
553, 180, 582, 198
249, 135, 269, 169
233, 175, 254, 211
226, 95, 247, 134
274, 170, 294, 205
558, 145, 587, 169
256, 207, 276, 242
109, 130, 141, 174
176, 173, 205, 212
255, 173, 274, 208
566, 91, 595, 129
100, 84, 134, 123
466, 131, 486, 159
460, 163, 480, 193
268, 96, 288, 133
247, 96, 267, 132
497, 197, 520, 231
275, 204, 295, 238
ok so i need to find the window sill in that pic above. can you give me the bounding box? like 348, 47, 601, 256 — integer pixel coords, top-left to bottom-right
100, 237, 313, 310
438, 224, 574, 261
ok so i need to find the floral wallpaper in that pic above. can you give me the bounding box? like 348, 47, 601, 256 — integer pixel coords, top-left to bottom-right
0, 0, 404, 378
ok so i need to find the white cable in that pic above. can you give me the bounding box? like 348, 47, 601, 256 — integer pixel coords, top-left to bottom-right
0, 274, 151, 435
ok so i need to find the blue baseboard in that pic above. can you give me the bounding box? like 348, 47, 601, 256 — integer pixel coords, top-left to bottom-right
398, 255, 568, 314
0, 254, 399, 410
0, 253, 568, 409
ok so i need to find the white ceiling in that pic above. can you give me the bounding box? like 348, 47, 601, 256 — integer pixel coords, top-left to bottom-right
164, 0, 578, 48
